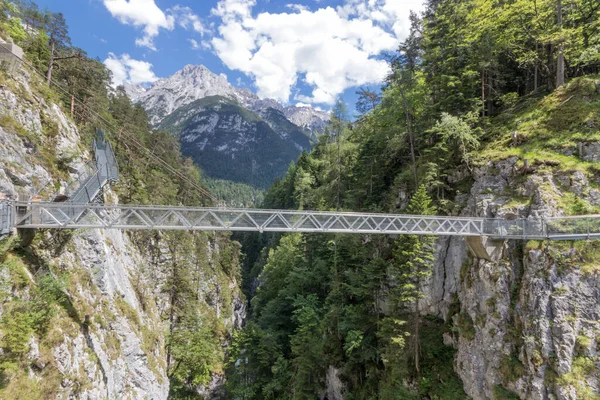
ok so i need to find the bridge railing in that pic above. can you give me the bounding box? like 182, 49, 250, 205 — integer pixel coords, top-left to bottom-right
62, 161, 98, 200
482, 218, 547, 239
105, 140, 119, 182
545, 215, 600, 239
10, 202, 600, 240
7, 203, 507, 237
93, 135, 119, 183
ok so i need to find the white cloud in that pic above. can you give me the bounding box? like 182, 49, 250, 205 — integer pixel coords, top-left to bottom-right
286, 4, 309, 12
295, 102, 324, 112
171, 5, 208, 35
212, 0, 256, 21
103, 0, 207, 50
210, 0, 424, 105
103, 0, 174, 50
189, 39, 200, 50
337, 0, 425, 39
104, 53, 159, 87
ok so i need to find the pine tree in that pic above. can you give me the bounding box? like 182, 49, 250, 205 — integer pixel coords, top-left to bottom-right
356, 87, 381, 115
392, 185, 436, 376
43, 11, 80, 84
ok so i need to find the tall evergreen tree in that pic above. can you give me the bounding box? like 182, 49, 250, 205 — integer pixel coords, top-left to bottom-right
392, 185, 436, 376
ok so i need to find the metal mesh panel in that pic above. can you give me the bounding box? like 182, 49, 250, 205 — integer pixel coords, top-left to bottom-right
0, 202, 11, 237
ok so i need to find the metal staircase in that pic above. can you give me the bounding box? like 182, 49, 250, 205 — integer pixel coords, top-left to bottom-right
0, 129, 118, 239
60, 130, 119, 221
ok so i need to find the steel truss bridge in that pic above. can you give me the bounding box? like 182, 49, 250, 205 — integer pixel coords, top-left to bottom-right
1, 129, 598, 241
4, 201, 600, 241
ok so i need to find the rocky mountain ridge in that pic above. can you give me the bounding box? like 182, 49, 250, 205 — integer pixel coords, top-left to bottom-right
127, 64, 330, 133
158, 95, 311, 189
126, 64, 327, 189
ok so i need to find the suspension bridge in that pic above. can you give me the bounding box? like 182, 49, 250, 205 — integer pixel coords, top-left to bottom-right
0, 130, 599, 242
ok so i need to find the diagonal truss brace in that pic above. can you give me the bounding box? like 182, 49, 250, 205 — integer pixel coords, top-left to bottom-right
7, 201, 552, 239
10, 201, 600, 240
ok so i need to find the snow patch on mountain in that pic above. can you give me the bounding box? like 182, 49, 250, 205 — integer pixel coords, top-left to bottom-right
284, 106, 330, 133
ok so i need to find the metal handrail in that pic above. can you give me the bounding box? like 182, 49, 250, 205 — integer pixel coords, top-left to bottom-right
9, 200, 600, 240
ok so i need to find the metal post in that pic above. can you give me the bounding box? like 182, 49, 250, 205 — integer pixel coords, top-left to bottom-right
9, 200, 15, 232
587, 218, 590, 240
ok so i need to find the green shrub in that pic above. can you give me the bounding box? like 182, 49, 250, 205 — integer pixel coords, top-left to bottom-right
493, 385, 520, 400
499, 353, 525, 383
455, 313, 476, 341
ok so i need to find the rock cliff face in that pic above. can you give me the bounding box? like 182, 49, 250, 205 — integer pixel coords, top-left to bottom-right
424, 155, 600, 400
0, 65, 244, 398
128, 64, 327, 189
158, 95, 312, 189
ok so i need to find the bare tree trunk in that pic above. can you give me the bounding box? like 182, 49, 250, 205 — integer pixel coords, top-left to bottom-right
556, 0, 565, 87
414, 300, 420, 376
336, 126, 341, 210
487, 71, 493, 116
46, 40, 55, 85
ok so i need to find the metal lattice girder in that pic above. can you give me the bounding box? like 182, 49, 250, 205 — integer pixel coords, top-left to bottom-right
9, 201, 542, 238
12, 202, 490, 235
12, 201, 600, 240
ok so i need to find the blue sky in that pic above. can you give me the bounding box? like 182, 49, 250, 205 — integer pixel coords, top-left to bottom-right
34, 0, 424, 115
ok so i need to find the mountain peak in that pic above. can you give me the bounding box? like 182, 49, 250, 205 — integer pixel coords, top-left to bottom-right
179, 64, 213, 76
133, 64, 330, 132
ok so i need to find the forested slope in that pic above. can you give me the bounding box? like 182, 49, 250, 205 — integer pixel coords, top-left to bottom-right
0, 2, 244, 398
226, 0, 600, 399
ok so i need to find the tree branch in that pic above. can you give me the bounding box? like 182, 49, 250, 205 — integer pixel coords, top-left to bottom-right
53, 52, 82, 62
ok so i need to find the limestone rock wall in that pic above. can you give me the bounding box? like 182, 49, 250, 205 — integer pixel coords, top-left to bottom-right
0, 64, 245, 398
425, 157, 600, 400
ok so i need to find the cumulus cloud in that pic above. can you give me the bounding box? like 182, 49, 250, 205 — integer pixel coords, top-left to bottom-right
103, 0, 174, 50
171, 5, 208, 35
210, 0, 424, 105
295, 102, 325, 112
103, 0, 207, 50
337, 0, 424, 39
189, 39, 200, 50
104, 53, 159, 87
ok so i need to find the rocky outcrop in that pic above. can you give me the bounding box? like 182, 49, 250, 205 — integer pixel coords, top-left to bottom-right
46, 227, 170, 399
129, 64, 329, 132
0, 64, 245, 398
424, 156, 600, 400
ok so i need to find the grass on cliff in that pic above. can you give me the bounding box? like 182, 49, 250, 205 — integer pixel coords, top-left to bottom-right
0, 238, 73, 399
473, 76, 600, 220
556, 357, 599, 400
480, 76, 600, 169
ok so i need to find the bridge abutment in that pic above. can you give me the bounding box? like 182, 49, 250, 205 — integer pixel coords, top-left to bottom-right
465, 236, 505, 262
